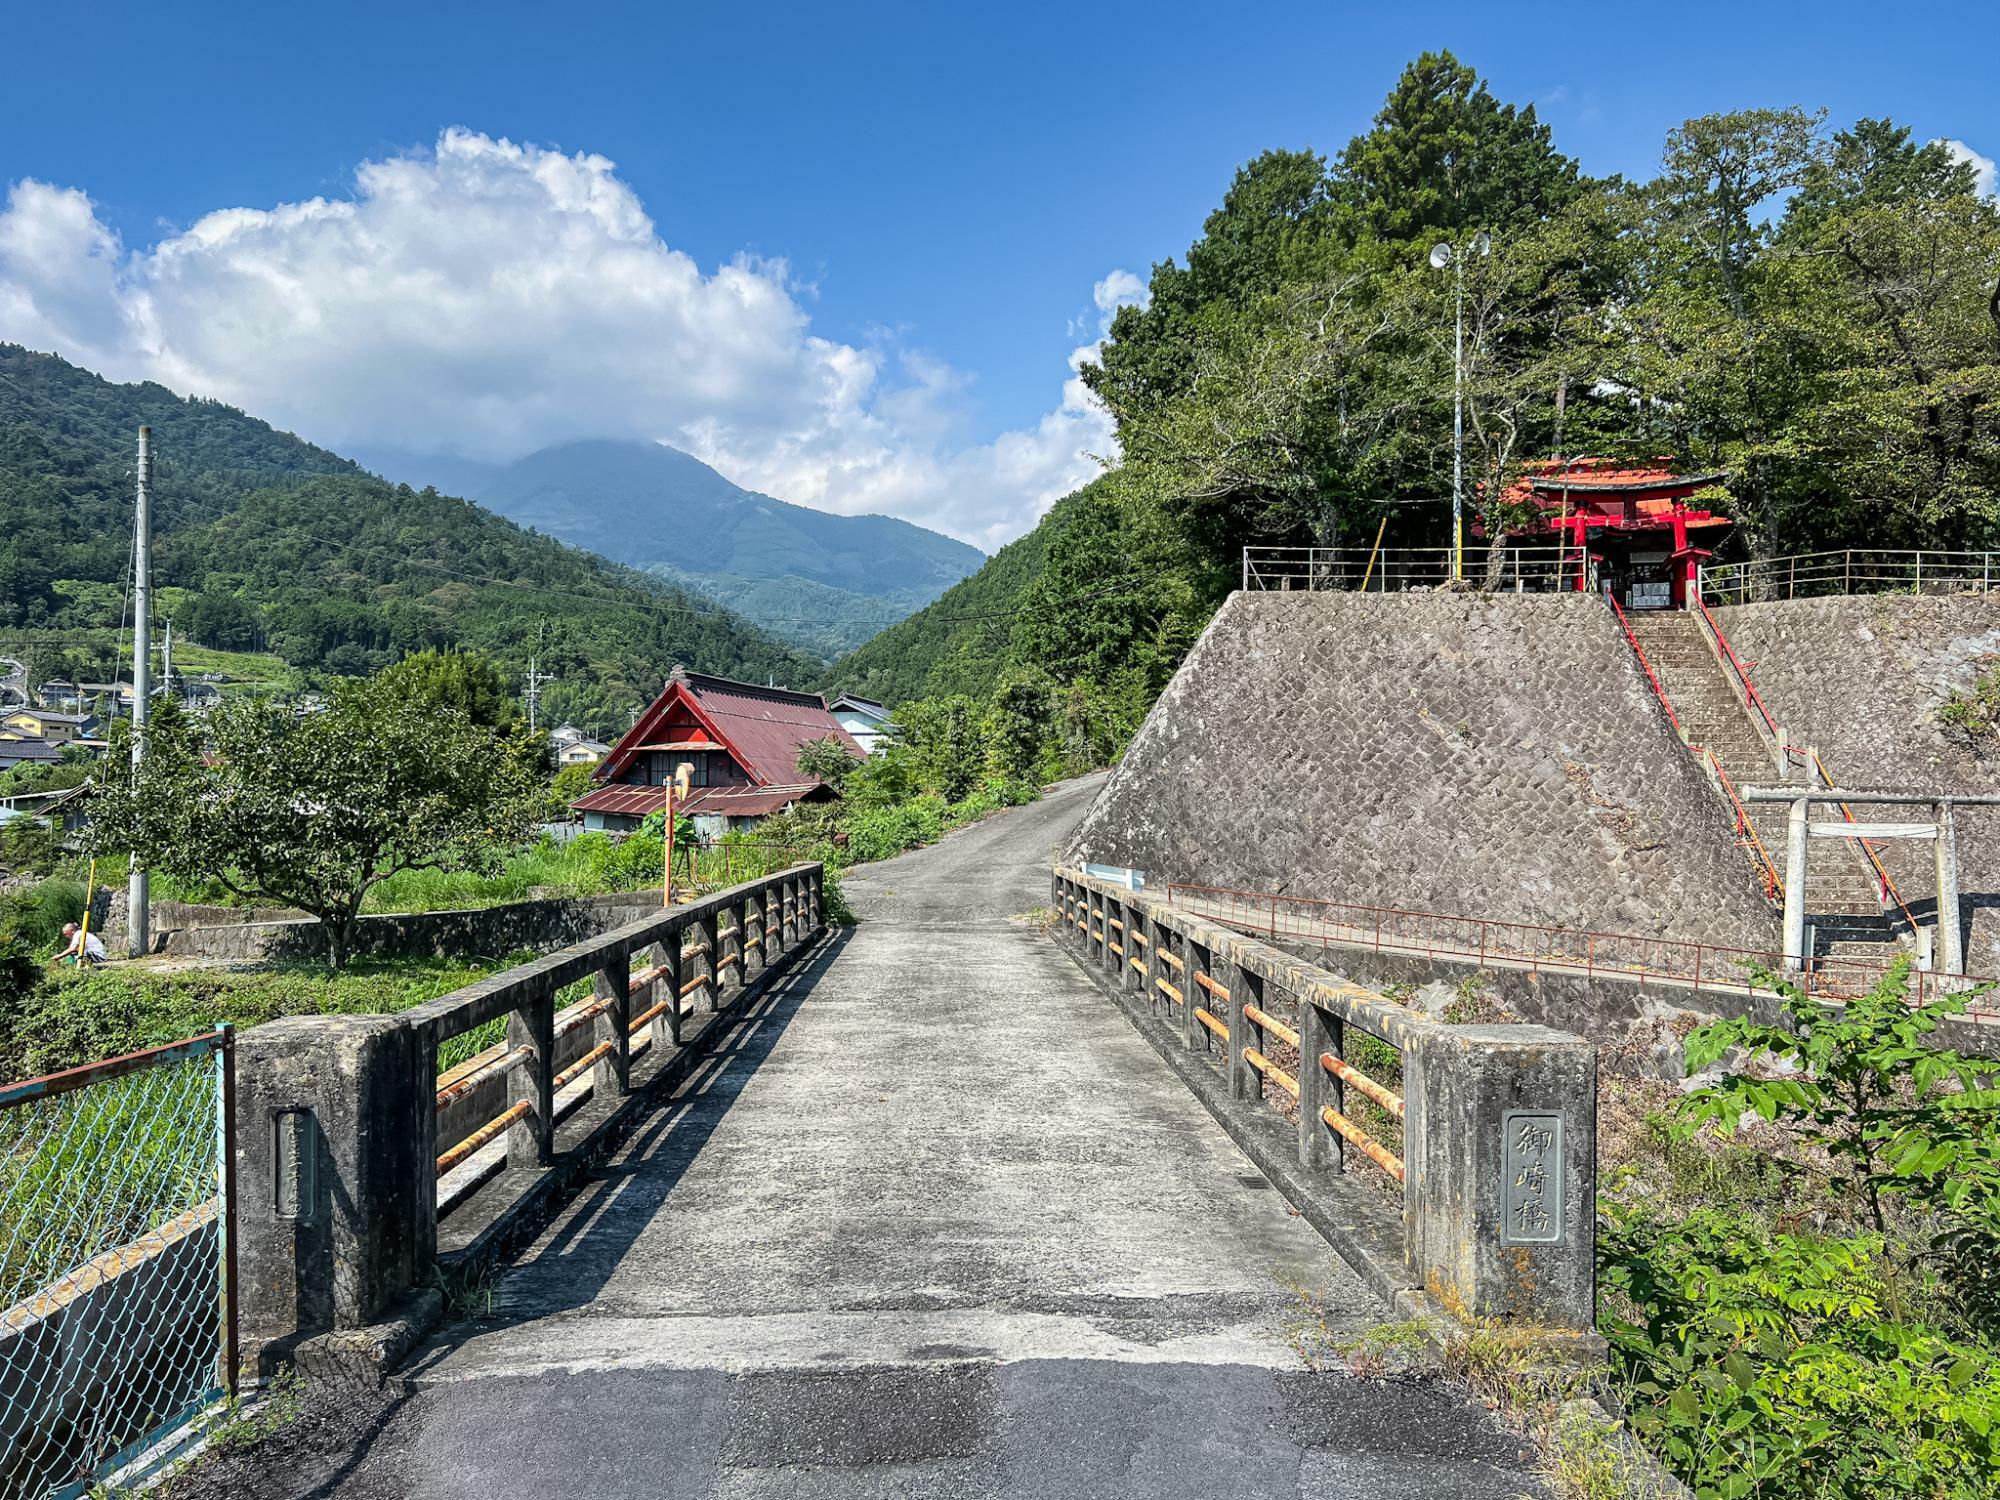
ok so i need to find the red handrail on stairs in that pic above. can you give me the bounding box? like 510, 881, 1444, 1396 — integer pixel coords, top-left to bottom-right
1607, 593, 1785, 902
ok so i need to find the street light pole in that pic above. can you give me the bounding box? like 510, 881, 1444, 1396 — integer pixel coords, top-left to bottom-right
1452, 254, 1465, 582
1429, 232, 1490, 586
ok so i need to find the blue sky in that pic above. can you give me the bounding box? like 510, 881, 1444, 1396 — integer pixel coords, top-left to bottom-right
3, 0, 1996, 547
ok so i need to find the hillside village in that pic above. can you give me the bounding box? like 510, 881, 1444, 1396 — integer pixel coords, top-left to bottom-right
2, 34, 1999, 1500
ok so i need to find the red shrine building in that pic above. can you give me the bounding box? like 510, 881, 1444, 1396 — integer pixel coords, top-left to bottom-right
572, 668, 863, 837
1504, 459, 1731, 609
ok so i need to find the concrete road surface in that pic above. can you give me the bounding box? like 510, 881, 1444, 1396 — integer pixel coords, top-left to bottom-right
198, 776, 1546, 1499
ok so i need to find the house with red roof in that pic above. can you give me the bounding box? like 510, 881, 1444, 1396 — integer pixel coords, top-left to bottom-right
571, 667, 862, 836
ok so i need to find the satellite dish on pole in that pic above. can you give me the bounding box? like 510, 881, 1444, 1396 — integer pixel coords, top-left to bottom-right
1428, 243, 1452, 270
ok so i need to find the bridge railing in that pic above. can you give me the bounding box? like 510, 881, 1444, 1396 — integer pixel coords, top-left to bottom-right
1054, 866, 1596, 1330
232, 864, 824, 1377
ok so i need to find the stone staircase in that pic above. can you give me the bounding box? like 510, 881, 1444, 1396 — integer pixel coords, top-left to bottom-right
1623, 610, 1906, 961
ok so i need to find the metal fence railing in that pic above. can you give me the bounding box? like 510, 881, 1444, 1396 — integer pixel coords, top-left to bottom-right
1699, 550, 2000, 605
0, 1030, 236, 1499
1242, 544, 1573, 594
1161, 882, 1999, 1019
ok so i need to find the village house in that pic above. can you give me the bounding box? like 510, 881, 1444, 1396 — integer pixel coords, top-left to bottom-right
828, 694, 897, 757
1, 707, 95, 744
549, 724, 612, 767
572, 668, 863, 838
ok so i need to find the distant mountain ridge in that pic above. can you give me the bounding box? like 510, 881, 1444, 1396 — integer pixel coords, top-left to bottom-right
0, 346, 818, 731
391, 439, 986, 659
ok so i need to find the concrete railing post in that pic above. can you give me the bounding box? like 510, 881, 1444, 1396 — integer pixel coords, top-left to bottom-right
1402, 1024, 1596, 1328
506, 979, 556, 1168
1297, 999, 1336, 1172
592, 950, 631, 1098
699, 913, 722, 1011
764, 885, 780, 969
650, 935, 681, 1050
234, 1015, 432, 1371
1222, 950, 1259, 1102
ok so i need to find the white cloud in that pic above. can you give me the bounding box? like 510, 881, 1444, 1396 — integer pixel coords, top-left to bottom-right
0, 130, 1129, 550
1940, 138, 1997, 199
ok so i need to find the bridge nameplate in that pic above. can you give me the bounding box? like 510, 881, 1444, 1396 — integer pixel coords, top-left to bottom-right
1500, 1111, 1562, 1245
275, 1107, 317, 1224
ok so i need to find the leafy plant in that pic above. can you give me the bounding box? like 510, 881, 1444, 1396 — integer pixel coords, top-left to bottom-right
1679, 959, 2000, 1252
91, 673, 542, 968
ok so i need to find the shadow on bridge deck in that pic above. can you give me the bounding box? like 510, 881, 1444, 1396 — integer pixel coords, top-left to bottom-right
181, 780, 1552, 1499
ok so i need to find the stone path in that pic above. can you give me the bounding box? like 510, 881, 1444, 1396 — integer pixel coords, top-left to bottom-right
214, 777, 1546, 1498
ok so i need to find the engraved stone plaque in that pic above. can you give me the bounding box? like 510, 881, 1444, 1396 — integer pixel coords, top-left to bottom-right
1500, 1110, 1562, 1245
275, 1107, 317, 1224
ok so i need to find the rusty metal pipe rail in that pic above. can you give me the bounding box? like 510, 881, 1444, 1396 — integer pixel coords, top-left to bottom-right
1053, 865, 1598, 1332
425, 865, 825, 1199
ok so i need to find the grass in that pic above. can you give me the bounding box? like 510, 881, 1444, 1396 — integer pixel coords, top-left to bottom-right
3, 952, 547, 1080
144, 831, 816, 917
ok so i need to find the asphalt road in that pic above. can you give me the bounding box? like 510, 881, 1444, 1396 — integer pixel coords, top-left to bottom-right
200, 778, 1546, 1499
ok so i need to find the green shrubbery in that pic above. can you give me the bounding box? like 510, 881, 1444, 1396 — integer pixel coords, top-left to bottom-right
0, 954, 530, 1079
1601, 961, 2000, 1497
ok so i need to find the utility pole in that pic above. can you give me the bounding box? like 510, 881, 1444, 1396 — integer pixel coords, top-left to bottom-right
128, 426, 153, 958
160, 618, 173, 702
524, 622, 550, 732
525, 656, 551, 732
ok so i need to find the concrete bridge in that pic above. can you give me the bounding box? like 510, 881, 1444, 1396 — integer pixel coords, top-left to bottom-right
212, 779, 1585, 1498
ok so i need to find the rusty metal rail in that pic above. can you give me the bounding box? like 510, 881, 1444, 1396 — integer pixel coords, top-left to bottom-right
1055, 866, 1600, 1332
1055, 874, 1410, 1186
422, 865, 825, 1210
1162, 879, 1997, 1018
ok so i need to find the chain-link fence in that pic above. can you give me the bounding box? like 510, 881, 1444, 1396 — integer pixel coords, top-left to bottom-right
0, 1030, 235, 1499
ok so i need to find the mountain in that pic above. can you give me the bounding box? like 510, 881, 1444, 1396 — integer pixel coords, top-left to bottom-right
820, 487, 1085, 705
0, 346, 820, 731
462, 439, 985, 658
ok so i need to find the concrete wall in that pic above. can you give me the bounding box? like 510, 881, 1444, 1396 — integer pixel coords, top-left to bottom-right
1068, 592, 1780, 948
1714, 595, 2000, 971
153, 889, 670, 962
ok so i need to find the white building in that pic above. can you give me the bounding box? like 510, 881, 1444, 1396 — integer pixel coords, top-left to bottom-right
828, 695, 897, 757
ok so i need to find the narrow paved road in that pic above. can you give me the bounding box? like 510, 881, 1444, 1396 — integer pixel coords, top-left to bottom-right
218, 778, 1545, 1498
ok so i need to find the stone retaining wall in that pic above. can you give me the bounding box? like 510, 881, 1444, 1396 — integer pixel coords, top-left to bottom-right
1067, 592, 1780, 949
1713, 595, 2000, 971
152, 889, 669, 963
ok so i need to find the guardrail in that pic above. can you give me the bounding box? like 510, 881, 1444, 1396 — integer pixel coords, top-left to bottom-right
1159, 881, 2000, 1020
1242, 544, 1571, 593
1699, 550, 2000, 604
231, 864, 824, 1375
1054, 866, 1597, 1329
0, 1030, 235, 1498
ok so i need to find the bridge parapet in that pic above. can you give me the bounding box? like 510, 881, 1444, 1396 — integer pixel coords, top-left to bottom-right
232, 864, 824, 1375
1053, 867, 1595, 1330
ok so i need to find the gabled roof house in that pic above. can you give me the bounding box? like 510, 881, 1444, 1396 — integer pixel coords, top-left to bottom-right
572, 668, 863, 835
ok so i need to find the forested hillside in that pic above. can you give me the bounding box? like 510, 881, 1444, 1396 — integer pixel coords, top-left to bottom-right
822, 50, 2000, 782
0, 346, 819, 729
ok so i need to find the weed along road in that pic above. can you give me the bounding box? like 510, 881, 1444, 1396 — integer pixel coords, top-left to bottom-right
207, 776, 1548, 1499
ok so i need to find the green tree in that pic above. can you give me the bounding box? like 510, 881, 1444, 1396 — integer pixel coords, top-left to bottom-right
795, 734, 862, 790
549, 761, 596, 817
1335, 50, 1587, 243
1785, 117, 1983, 238
896, 695, 986, 801
92, 678, 539, 969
